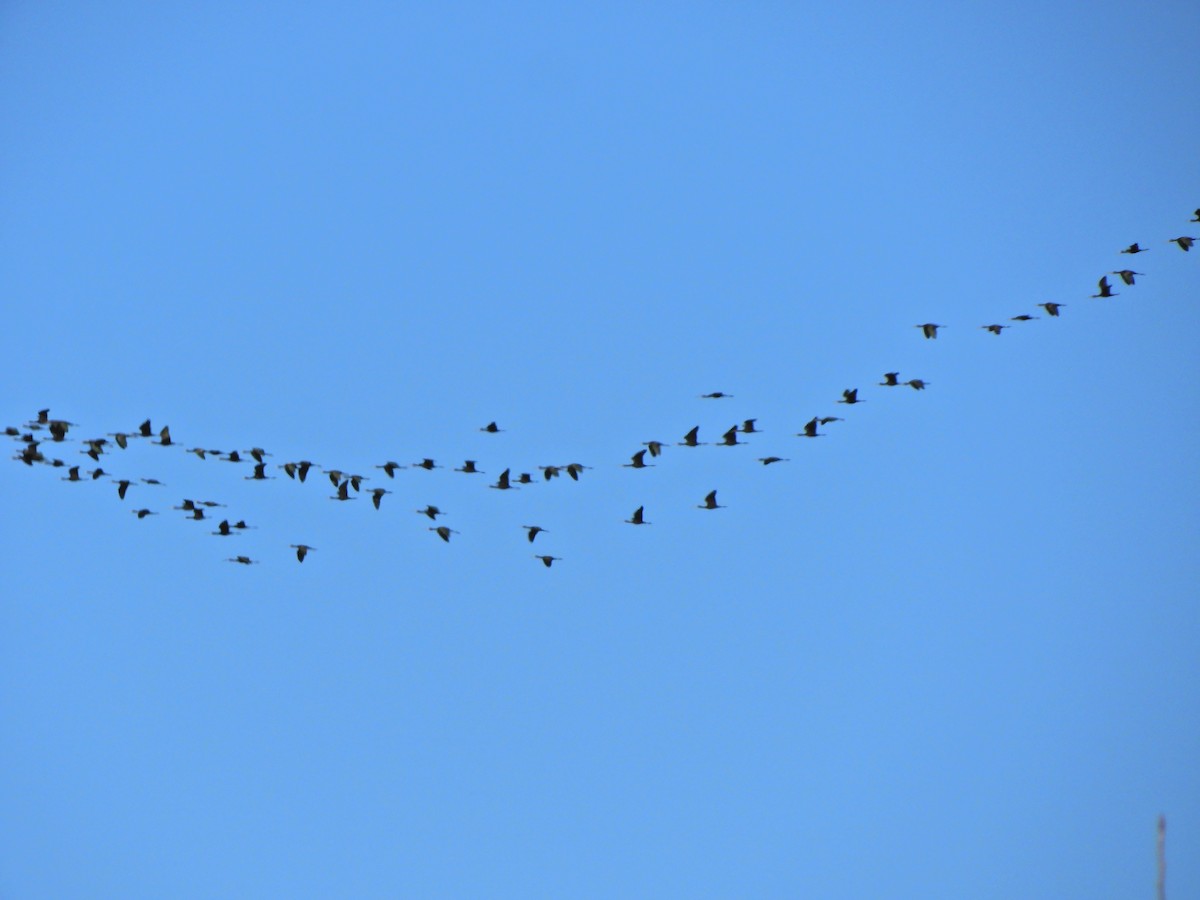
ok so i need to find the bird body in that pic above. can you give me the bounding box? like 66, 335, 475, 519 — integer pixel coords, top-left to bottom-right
1092, 276, 1117, 298
534, 555, 561, 568
1038, 302, 1065, 317
626, 506, 649, 525
1170, 236, 1195, 251
430, 525, 458, 542
698, 490, 724, 510
916, 323, 943, 339
290, 544, 315, 562
982, 324, 1008, 335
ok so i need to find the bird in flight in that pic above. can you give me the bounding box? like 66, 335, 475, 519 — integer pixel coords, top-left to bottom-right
1011, 314, 1039, 322
480, 421, 503, 433
430, 525, 458, 542
1092, 276, 1117, 298
370, 488, 391, 509
534, 555, 561, 568
455, 460, 484, 474
905, 379, 929, 390
981, 324, 1008, 335
625, 505, 649, 525
1170, 236, 1195, 251
797, 417, 822, 438
718, 426, 741, 446
915, 323, 943, 339
624, 449, 654, 468
226, 556, 257, 565
700, 391, 732, 399
290, 544, 316, 563
1038, 302, 1065, 317
758, 456, 788, 465
879, 372, 901, 385
523, 525, 547, 543
698, 490, 724, 510
376, 461, 404, 478
838, 388, 861, 405
1121, 243, 1148, 254
1111, 269, 1142, 286
679, 426, 703, 447
490, 468, 515, 490
417, 505, 445, 520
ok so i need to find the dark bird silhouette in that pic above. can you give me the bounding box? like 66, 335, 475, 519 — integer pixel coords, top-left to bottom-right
414, 458, 440, 470
296, 461, 314, 482
430, 525, 458, 542
280, 461, 298, 478
348, 474, 366, 491
232, 520, 252, 530
981, 324, 1008, 335
62, 465, 82, 482
326, 469, 344, 486
741, 419, 759, 433
1170, 236, 1195, 251
1191, 209, 1200, 223
524, 525, 547, 543
115, 479, 133, 500
624, 449, 654, 468
1038, 302, 1065, 317
879, 372, 901, 386
1112, 269, 1143, 286
226, 556, 257, 565
90, 467, 108, 480
108, 432, 131, 450
625, 505, 649, 525
758, 456, 789, 465
291, 544, 316, 562
140, 478, 164, 486
540, 465, 561, 480
679, 426, 704, 447
370, 488, 390, 509
137, 419, 153, 437
223, 450, 243, 463
916, 323, 944, 339
455, 460, 484, 474
516, 472, 535, 484
1121, 243, 1148, 254
643, 440, 666, 457
154, 426, 172, 446
534, 555, 561, 568
417, 505, 445, 520
481, 421, 503, 433
245, 463, 273, 480
1092, 276, 1117, 298
700, 391, 732, 399
838, 388, 861, 405
330, 480, 354, 501
490, 468, 515, 490
565, 463, 589, 480
1011, 314, 1039, 322
718, 426, 741, 446
376, 461, 404, 478
249, 448, 270, 464
698, 489, 724, 510
797, 417, 821, 438
189, 507, 207, 520
132, 508, 156, 519
905, 379, 929, 390
213, 519, 235, 536
188, 448, 212, 460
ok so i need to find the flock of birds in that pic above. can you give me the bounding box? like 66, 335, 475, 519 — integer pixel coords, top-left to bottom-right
8, 213, 1197, 569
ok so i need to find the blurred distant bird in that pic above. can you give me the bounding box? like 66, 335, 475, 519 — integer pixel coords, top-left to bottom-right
679, 426, 703, 447
154, 426, 173, 447
516, 472, 534, 484
1038, 302, 1065, 317
1112, 269, 1142, 286
414, 458, 440, 470
565, 463, 589, 481
430, 525, 458, 542
905, 379, 929, 390
108, 432, 131, 449
455, 460, 484, 474
417, 505, 445, 520
718, 426, 741, 446
1191, 209, 1200, 222
245, 463, 273, 480
1170, 236, 1195, 251
915, 323, 943, 339
224, 450, 243, 463
490, 468, 515, 490
879, 372, 901, 386
700, 391, 732, 399
643, 440, 666, 457
625, 506, 649, 525
981, 324, 1008, 335
741, 419, 759, 433
524, 525, 547, 543
698, 490, 724, 510
540, 465, 561, 480
330, 480, 353, 501
213, 519, 235, 536
624, 449, 654, 468
1121, 243, 1148, 254
797, 418, 822, 438
62, 466, 82, 482
534, 555, 561, 568
115, 479, 133, 500
370, 488, 390, 509
817, 416, 843, 425
1093, 276, 1117, 298
1011, 314, 1039, 322
226, 556, 257, 565
137, 419, 153, 437
838, 388, 861, 405
758, 456, 788, 465
376, 461, 404, 478
90, 467, 108, 480
481, 421, 503, 433
290, 544, 316, 563
132, 509, 156, 519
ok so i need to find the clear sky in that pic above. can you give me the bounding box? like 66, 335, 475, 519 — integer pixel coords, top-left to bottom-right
2, 2, 1197, 897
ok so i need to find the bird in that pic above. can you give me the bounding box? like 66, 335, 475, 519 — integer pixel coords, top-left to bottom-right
89, 467, 108, 480
414, 458, 440, 470
797, 417, 822, 438
1170, 236, 1195, 251
718, 426, 741, 446
430, 525, 458, 542
348, 474, 366, 492
565, 463, 589, 481
370, 487, 390, 509
516, 472, 535, 484
1038, 302, 1065, 317
62, 465, 82, 482
376, 461, 404, 478
523, 525, 547, 543
698, 489, 724, 510
154, 426, 172, 446
915, 323, 943, 339
700, 391, 732, 399
679, 426, 703, 447
1191, 209, 1200, 223
140, 478, 164, 486
213, 519, 234, 536
758, 456, 789, 465
981, 324, 1008, 335
741, 419, 759, 433
643, 440, 666, 457
625, 505, 649, 525
131, 509, 156, 519
290, 544, 316, 563
223, 450, 243, 463
137, 419, 153, 437
188, 448, 212, 460
454, 460, 484, 474
879, 372, 901, 386
905, 379, 929, 390
624, 449, 653, 468
295, 461, 314, 482
540, 465, 561, 480
1121, 243, 1148, 254
1092, 276, 1117, 298
534, 555, 561, 568
417, 505, 445, 520
490, 468, 515, 490
226, 556, 257, 565
480, 421, 503, 433
1010, 314, 1039, 322
838, 388, 861, 405
1111, 269, 1143, 286
245, 462, 273, 480
189, 507, 207, 520
114, 479, 133, 500
325, 469, 344, 486
248, 448, 270, 464
330, 480, 354, 501
108, 432, 131, 449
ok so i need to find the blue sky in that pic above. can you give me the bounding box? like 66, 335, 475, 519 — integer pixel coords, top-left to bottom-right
2, 2, 1197, 897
